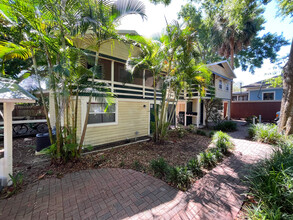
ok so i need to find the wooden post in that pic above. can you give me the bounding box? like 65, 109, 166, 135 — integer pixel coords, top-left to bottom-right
143, 70, 145, 99
203, 100, 206, 126
184, 102, 187, 126
111, 61, 114, 93
2, 102, 14, 186
197, 99, 200, 128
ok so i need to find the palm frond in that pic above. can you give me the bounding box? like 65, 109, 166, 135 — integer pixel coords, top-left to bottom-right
114, 0, 146, 21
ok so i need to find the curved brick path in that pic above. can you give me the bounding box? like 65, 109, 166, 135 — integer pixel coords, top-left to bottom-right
0, 122, 273, 220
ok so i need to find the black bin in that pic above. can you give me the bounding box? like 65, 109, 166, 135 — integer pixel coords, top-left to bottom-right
36, 133, 52, 152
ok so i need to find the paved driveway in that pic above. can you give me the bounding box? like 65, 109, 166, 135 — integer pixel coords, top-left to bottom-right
0, 122, 273, 220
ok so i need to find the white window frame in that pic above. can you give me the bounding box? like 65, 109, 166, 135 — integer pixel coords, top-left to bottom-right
219, 79, 223, 90
262, 91, 275, 101
81, 97, 118, 128
226, 82, 229, 91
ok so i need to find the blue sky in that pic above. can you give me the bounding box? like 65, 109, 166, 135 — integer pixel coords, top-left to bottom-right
117, 0, 292, 86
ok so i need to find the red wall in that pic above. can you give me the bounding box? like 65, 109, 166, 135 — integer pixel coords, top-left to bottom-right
229, 101, 281, 121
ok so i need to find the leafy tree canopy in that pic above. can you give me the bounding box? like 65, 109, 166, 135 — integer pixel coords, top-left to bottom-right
183, 0, 289, 72
149, 0, 172, 6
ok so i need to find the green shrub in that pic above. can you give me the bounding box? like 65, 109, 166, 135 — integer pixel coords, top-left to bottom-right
245, 115, 259, 124
245, 145, 293, 219
249, 123, 282, 144
199, 151, 216, 168
214, 120, 237, 132
209, 148, 224, 161
150, 158, 169, 179
212, 131, 233, 154
187, 124, 195, 133
133, 160, 144, 171
168, 166, 192, 190
176, 126, 187, 138
209, 131, 215, 138
196, 129, 207, 136
187, 158, 202, 176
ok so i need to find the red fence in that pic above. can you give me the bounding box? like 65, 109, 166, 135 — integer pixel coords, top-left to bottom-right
228, 101, 281, 122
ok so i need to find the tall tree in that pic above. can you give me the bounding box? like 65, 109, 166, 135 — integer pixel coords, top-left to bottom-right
184, 1, 288, 71
0, 0, 146, 162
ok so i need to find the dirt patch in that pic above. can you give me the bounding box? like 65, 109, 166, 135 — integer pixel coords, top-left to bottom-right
96, 131, 212, 169
9, 131, 211, 185
12, 137, 50, 185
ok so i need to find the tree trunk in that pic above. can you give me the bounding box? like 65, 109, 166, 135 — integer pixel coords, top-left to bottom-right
30, 49, 54, 144
278, 40, 293, 135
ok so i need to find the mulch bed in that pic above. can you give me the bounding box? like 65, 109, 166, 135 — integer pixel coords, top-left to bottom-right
1, 131, 214, 198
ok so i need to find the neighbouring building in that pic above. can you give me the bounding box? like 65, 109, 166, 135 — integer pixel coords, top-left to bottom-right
231, 76, 282, 121
49, 31, 236, 147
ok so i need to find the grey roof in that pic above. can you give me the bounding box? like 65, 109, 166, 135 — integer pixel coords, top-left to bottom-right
242, 75, 281, 88
117, 30, 139, 35
0, 77, 37, 103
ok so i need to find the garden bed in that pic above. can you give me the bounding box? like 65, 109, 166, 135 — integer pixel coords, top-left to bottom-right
2, 129, 234, 198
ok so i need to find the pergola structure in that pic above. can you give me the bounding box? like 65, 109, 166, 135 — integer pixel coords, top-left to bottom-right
0, 78, 36, 186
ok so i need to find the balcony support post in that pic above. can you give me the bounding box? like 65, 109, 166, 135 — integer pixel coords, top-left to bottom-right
143, 70, 145, 99
111, 61, 114, 93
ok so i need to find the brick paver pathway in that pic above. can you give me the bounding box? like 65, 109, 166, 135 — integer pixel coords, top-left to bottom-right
0, 122, 273, 220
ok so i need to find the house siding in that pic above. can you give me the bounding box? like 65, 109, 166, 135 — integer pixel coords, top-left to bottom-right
214, 75, 231, 100
249, 88, 283, 101
79, 99, 149, 146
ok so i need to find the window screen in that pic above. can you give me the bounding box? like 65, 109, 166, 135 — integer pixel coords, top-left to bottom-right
219, 80, 222, 89
263, 92, 274, 100
88, 103, 116, 124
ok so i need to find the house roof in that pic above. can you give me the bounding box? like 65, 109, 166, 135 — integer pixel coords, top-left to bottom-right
242, 75, 281, 89
0, 77, 37, 103
117, 30, 139, 35
207, 60, 237, 80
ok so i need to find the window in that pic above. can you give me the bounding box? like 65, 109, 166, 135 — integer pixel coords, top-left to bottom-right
232, 96, 237, 101
226, 83, 229, 91
114, 62, 132, 83
219, 80, 222, 89
88, 102, 116, 124
86, 55, 111, 80
263, 92, 274, 100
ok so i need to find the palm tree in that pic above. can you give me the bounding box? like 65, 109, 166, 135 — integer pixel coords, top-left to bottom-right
0, 0, 146, 162
127, 22, 211, 142
126, 35, 164, 141
211, 0, 264, 70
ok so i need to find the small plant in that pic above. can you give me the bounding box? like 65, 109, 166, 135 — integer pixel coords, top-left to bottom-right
176, 126, 187, 138
46, 170, 54, 175
187, 124, 195, 133
6, 172, 23, 197
212, 131, 233, 154
199, 151, 216, 168
167, 166, 192, 190
209, 131, 215, 138
196, 129, 206, 136
119, 160, 125, 168
248, 123, 282, 145
150, 158, 169, 179
209, 148, 224, 161
133, 160, 144, 171
187, 158, 202, 176
214, 120, 237, 132
245, 115, 259, 124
